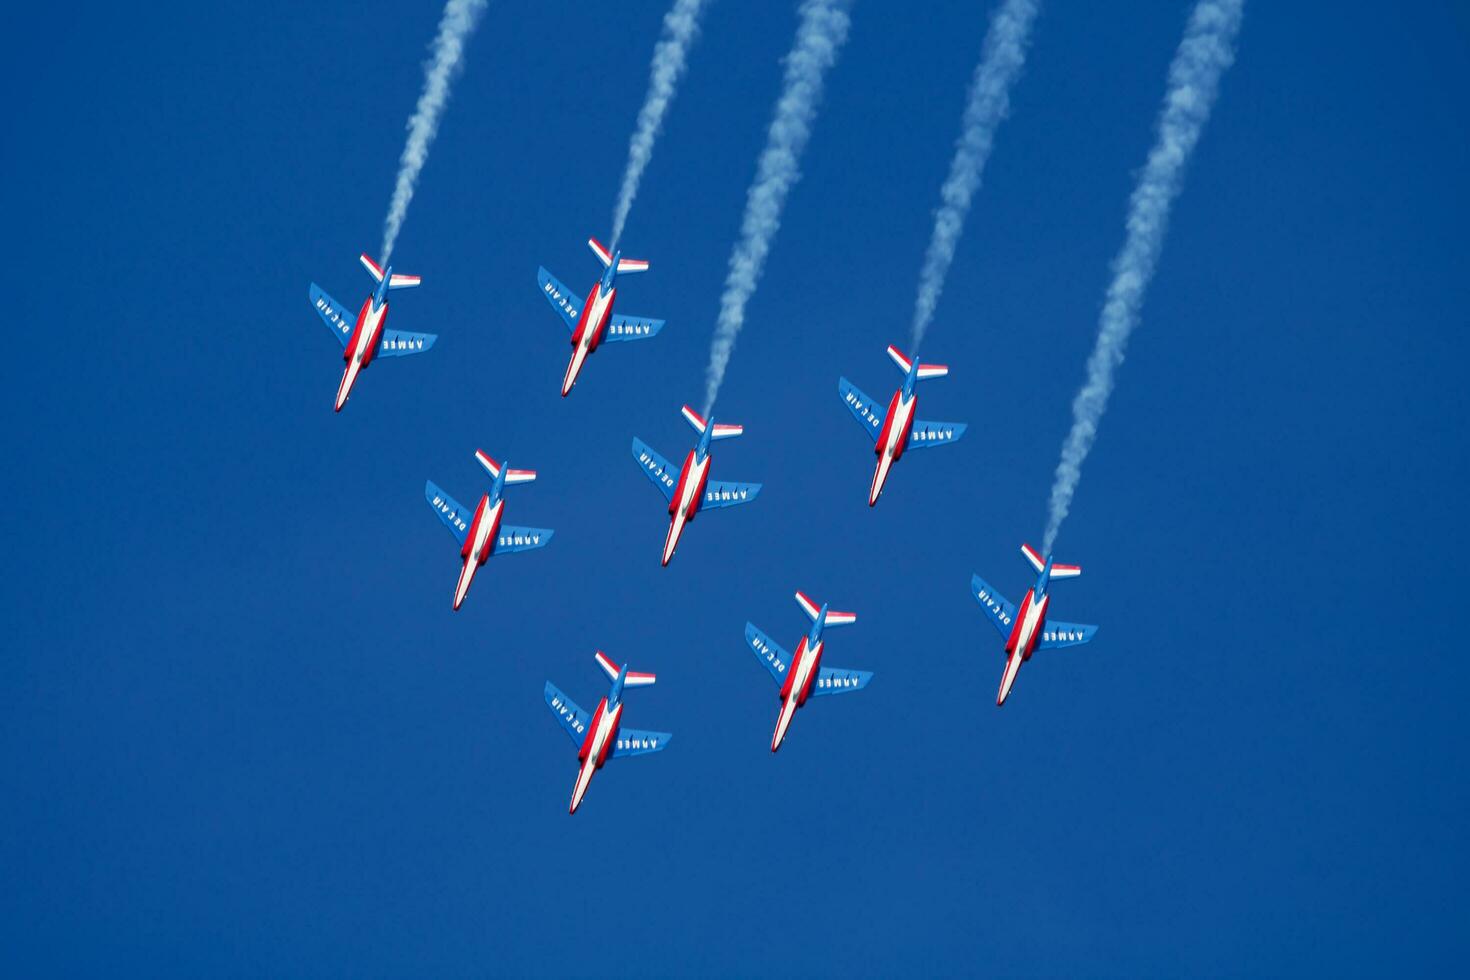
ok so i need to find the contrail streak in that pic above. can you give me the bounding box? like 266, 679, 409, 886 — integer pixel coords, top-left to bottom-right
702, 0, 853, 417
380, 0, 488, 265
1042, 0, 1244, 553
910, 0, 1039, 352
610, 0, 710, 249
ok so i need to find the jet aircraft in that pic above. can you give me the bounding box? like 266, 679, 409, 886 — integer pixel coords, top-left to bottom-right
424, 450, 554, 611
631, 406, 761, 566
971, 544, 1099, 706
744, 591, 872, 752
309, 254, 436, 411
837, 345, 967, 505
536, 237, 665, 396
544, 651, 672, 814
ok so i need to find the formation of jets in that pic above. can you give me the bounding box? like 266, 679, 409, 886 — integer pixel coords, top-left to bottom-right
307, 249, 1101, 813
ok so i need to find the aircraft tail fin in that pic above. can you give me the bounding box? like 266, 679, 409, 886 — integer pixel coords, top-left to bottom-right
794, 591, 857, 628
594, 651, 656, 687
886, 344, 948, 379
475, 450, 537, 485
1021, 542, 1081, 578
589, 236, 649, 274
681, 405, 743, 440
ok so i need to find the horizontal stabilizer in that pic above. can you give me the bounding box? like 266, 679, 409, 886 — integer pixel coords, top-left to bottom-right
616, 257, 649, 274
360, 253, 385, 282
1021, 543, 1045, 574
388, 273, 421, 289
588, 237, 613, 267
886, 344, 948, 379
475, 450, 536, 484
795, 591, 856, 627
681, 405, 743, 439
595, 650, 656, 687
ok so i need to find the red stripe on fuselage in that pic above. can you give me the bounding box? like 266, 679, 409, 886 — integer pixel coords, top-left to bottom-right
345, 297, 387, 366
669, 449, 706, 519
572, 283, 615, 351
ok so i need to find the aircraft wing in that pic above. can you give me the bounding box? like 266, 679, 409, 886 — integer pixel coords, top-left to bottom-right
537, 267, 583, 331
377, 328, 438, 357
971, 574, 1017, 638
837, 377, 885, 443
1037, 620, 1099, 650
611, 728, 672, 758
309, 283, 356, 349
745, 622, 792, 685
544, 682, 591, 746
810, 666, 873, 696
603, 312, 665, 342
491, 525, 554, 556
701, 479, 761, 510
906, 419, 967, 449
425, 481, 471, 546
631, 438, 678, 503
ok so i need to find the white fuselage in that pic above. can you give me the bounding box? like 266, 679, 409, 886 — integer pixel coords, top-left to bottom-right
563, 284, 615, 395
870, 391, 915, 505
772, 637, 821, 751
336, 300, 386, 411
997, 590, 1049, 705
453, 497, 503, 610
663, 452, 710, 565
571, 700, 622, 813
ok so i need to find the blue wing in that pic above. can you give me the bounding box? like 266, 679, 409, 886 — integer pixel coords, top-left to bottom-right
537, 267, 583, 331
631, 438, 678, 503
745, 622, 793, 685
1037, 620, 1099, 650
309, 283, 357, 349
425, 481, 470, 545
611, 728, 672, 758
377, 328, 438, 357
838, 377, 885, 443
810, 666, 873, 697
906, 419, 967, 449
971, 574, 1017, 638
491, 525, 554, 556
702, 479, 761, 510
603, 312, 665, 343
544, 682, 591, 746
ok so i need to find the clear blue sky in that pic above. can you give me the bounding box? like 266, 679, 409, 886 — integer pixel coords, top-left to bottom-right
4, 0, 1467, 974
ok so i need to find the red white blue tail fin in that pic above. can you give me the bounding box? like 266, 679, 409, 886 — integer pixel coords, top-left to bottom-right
681, 405, 744, 440
360, 254, 420, 289
594, 651, 656, 687
588, 237, 649, 274
794, 591, 857, 627
886, 344, 948, 379
474, 450, 537, 484
1021, 542, 1081, 578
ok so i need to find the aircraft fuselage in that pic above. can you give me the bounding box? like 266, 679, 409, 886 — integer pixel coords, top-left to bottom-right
562, 281, 616, 396
336, 296, 388, 411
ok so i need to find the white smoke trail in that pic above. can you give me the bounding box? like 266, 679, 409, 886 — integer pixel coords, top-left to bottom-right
1041, 0, 1244, 553
701, 0, 853, 416
910, 0, 1039, 353
380, 0, 488, 265
610, 0, 710, 249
